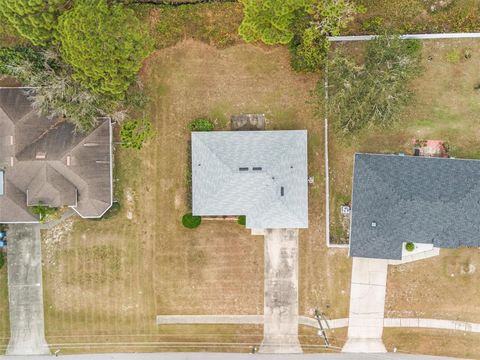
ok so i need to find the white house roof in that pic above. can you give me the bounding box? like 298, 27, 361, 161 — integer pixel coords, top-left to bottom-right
191, 130, 308, 229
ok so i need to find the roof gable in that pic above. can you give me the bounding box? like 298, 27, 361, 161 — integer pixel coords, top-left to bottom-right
27, 164, 77, 207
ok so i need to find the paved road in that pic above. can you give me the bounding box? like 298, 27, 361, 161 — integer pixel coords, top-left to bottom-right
342, 257, 388, 353
0, 352, 462, 359
6, 225, 49, 355
260, 229, 302, 354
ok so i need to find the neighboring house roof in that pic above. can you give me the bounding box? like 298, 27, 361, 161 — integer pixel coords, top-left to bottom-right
191, 130, 308, 229
0, 87, 113, 223
350, 153, 480, 260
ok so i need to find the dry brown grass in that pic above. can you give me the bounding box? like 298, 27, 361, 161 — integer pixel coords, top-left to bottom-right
386, 249, 480, 322
40, 40, 350, 353
383, 328, 480, 359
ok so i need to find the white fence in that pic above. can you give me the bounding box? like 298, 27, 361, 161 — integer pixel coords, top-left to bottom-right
328, 32, 480, 42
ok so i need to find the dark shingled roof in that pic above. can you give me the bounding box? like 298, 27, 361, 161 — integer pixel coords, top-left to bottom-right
0, 88, 112, 222
350, 153, 480, 260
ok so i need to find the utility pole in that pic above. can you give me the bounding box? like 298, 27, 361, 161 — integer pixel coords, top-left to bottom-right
314, 309, 330, 347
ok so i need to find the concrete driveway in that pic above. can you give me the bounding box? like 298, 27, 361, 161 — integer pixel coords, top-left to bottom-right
6, 224, 49, 355
260, 229, 302, 354
342, 257, 388, 353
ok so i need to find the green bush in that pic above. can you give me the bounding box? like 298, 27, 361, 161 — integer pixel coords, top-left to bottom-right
120, 119, 155, 150
182, 213, 201, 229
189, 118, 214, 132
57, 0, 153, 98
0, 46, 46, 76
238, 215, 246, 226
361, 16, 384, 33
238, 0, 309, 45
30, 202, 57, 222
289, 0, 363, 72
405, 242, 415, 252
446, 49, 461, 63
0, 252, 4, 269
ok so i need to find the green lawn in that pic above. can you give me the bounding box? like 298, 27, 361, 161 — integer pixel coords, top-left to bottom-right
0, 259, 9, 351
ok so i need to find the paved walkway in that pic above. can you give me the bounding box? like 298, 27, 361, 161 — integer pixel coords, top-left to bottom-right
342, 257, 388, 353
38, 209, 76, 230
384, 318, 480, 332
260, 229, 302, 354
157, 315, 263, 325
157, 314, 480, 334
6, 225, 50, 355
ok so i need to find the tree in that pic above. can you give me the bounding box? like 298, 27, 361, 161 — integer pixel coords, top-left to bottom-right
289, 0, 364, 72
120, 119, 155, 150
7, 49, 121, 132
324, 35, 423, 134
56, 0, 153, 98
239, 0, 311, 45
0, 0, 67, 46
290, 26, 330, 72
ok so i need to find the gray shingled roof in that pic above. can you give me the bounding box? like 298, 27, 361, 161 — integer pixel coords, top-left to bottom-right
192, 130, 308, 229
350, 153, 480, 260
0, 88, 112, 222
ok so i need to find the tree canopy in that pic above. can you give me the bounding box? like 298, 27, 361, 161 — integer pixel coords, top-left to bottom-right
324, 35, 423, 134
290, 0, 364, 72
4, 48, 121, 133
239, 0, 311, 45
56, 0, 153, 98
0, 0, 67, 46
